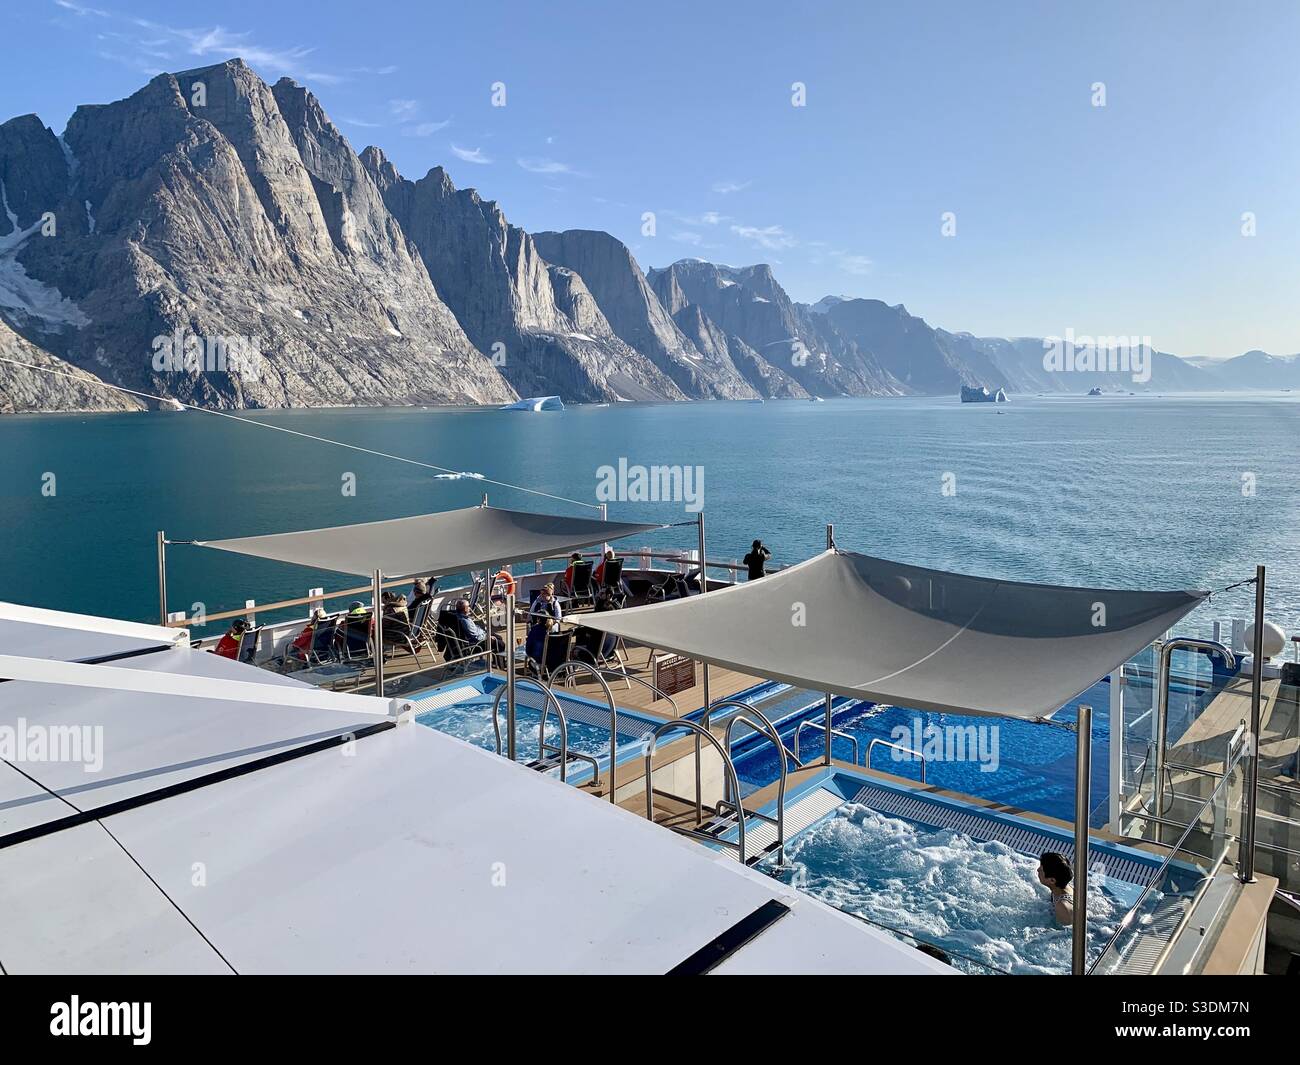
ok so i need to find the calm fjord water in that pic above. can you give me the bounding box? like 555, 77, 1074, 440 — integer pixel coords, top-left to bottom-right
0, 394, 1296, 632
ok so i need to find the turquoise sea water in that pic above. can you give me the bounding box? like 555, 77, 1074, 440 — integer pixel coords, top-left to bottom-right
0, 394, 1297, 631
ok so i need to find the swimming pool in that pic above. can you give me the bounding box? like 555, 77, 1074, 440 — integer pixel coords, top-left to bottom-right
731, 770, 1176, 975
410, 674, 668, 783
724, 659, 1226, 826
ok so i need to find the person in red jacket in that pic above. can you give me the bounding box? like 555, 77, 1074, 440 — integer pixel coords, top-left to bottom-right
212, 618, 249, 660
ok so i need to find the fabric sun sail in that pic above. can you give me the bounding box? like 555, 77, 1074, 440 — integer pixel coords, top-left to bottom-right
578, 549, 1210, 720
193, 505, 664, 579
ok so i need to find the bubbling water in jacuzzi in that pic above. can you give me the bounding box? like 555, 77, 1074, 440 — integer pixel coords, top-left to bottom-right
764, 803, 1127, 975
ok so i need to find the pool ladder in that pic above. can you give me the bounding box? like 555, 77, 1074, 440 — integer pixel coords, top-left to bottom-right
642, 699, 793, 866
490, 677, 599, 783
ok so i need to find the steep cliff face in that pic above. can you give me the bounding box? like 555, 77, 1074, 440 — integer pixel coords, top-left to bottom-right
530, 229, 756, 399
0, 318, 141, 413
823, 299, 1005, 393
0, 60, 514, 412
668, 302, 806, 398
363, 151, 684, 402
648, 260, 903, 397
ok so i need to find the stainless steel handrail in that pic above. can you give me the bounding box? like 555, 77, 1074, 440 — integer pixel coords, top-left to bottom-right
717, 704, 789, 864
794, 719, 860, 765
867, 738, 928, 783
546, 661, 617, 800
702, 698, 804, 769
1153, 639, 1236, 817
490, 677, 573, 783
1089, 734, 1249, 975
643, 719, 748, 865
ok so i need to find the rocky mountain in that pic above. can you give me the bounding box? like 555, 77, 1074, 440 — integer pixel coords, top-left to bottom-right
0, 58, 1293, 414
0, 317, 141, 413
1, 60, 515, 413
1192, 350, 1300, 390
363, 153, 682, 402
648, 260, 903, 397
530, 229, 757, 399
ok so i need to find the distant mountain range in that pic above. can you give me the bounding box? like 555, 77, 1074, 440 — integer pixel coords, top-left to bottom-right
0, 59, 1295, 413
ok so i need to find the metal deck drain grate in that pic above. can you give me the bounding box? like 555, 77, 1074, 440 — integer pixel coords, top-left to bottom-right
848, 784, 1157, 887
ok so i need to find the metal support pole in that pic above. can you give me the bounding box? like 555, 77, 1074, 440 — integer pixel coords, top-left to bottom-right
484, 567, 493, 676
506, 591, 517, 762
156, 530, 168, 625
1072, 703, 1093, 976
824, 523, 835, 766
1153, 642, 1169, 820
696, 510, 708, 823
372, 568, 385, 697
1242, 566, 1265, 883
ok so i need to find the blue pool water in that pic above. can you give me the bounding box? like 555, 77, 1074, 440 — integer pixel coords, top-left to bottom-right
729, 656, 1225, 826
764, 800, 1136, 975
411, 675, 660, 773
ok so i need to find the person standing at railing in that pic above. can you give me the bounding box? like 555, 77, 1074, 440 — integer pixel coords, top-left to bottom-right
743, 539, 772, 581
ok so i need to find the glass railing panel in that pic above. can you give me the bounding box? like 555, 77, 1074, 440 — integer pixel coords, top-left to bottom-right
1090, 742, 1245, 975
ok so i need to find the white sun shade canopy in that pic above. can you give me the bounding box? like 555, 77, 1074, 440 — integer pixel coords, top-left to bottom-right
193, 504, 664, 578
578, 549, 1210, 720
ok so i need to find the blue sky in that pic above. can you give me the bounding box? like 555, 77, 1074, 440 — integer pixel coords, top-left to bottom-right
5, 0, 1299, 356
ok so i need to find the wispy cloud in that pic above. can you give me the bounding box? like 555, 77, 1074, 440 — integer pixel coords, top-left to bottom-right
55, 0, 109, 16
351, 64, 398, 75
57, 9, 348, 85
672, 231, 704, 246
712, 180, 752, 195
388, 98, 418, 119
517, 157, 582, 176
131, 20, 345, 83
341, 116, 383, 129
451, 144, 492, 165
731, 223, 796, 250
402, 120, 451, 137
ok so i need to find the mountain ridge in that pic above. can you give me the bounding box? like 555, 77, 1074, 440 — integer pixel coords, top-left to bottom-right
0, 59, 1292, 414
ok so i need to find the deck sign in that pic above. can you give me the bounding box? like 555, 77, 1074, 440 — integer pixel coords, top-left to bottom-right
653, 653, 696, 699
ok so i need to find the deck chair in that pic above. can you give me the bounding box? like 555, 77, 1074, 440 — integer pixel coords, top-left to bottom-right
436, 612, 487, 675
375, 610, 424, 670
599, 557, 628, 607
281, 613, 341, 670
408, 596, 443, 657
572, 624, 626, 674
236, 625, 263, 665
464, 577, 485, 618
537, 628, 575, 681
336, 612, 373, 663
567, 560, 595, 609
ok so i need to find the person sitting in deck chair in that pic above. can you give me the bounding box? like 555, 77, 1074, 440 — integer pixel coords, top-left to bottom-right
451, 598, 503, 657
212, 618, 248, 660
284, 608, 327, 669
408, 576, 436, 615
525, 583, 563, 663
1037, 851, 1075, 926
562, 552, 584, 594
